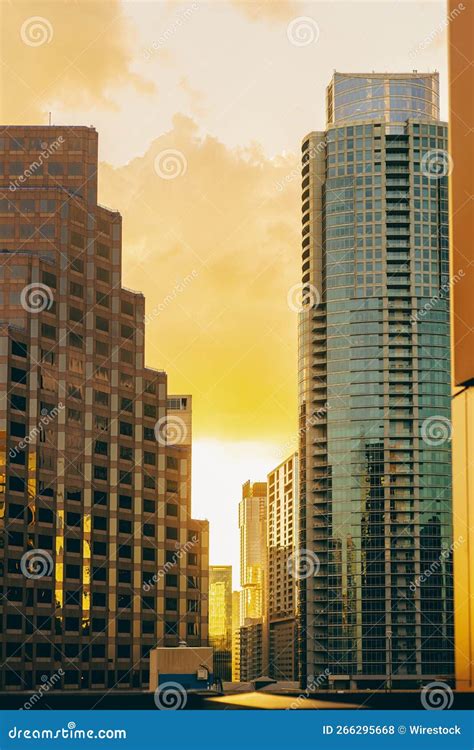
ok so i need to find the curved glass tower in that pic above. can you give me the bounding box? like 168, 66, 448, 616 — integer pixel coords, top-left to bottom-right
298, 72, 453, 689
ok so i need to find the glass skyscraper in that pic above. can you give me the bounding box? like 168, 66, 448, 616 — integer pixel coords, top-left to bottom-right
298, 73, 453, 689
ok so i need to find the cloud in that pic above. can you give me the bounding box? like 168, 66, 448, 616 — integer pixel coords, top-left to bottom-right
99, 114, 300, 441
0, 0, 154, 123
231, 0, 303, 22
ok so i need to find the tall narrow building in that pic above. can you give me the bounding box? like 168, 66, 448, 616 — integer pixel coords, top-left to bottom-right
298, 73, 453, 689
238, 480, 267, 680
267, 453, 298, 681
0, 125, 209, 692
208, 565, 232, 681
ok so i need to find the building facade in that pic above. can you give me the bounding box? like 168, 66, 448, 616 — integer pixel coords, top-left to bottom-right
231, 589, 241, 681
208, 565, 232, 681
298, 73, 453, 689
238, 480, 267, 680
0, 125, 209, 692
267, 453, 298, 681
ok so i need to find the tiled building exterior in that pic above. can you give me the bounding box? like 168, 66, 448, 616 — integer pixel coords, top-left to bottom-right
0, 125, 208, 691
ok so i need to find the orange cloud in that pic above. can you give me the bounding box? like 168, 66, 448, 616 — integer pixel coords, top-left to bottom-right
99, 113, 300, 441
0, 0, 154, 123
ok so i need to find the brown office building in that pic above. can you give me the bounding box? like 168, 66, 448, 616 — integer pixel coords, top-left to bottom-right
0, 125, 209, 691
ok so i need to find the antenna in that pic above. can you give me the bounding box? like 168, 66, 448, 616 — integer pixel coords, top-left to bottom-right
48, 112, 52, 126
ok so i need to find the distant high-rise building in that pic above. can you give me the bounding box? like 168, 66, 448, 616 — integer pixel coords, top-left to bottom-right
298, 73, 453, 689
267, 453, 298, 681
209, 565, 232, 681
231, 589, 241, 681
238, 480, 267, 680
239, 481, 267, 621
238, 619, 264, 682
0, 125, 209, 692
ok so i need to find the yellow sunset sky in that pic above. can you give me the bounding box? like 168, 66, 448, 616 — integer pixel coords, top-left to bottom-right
1, 0, 448, 579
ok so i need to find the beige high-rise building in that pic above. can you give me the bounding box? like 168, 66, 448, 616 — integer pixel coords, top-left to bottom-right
239, 480, 267, 621
238, 480, 267, 680
267, 453, 298, 681
208, 565, 232, 681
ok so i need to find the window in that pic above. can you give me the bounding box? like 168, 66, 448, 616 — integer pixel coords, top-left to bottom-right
119, 421, 133, 437
10, 394, 26, 411
11, 341, 27, 358
93, 515, 107, 531
94, 390, 109, 407
144, 451, 156, 466
166, 503, 178, 517
166, 527, 178, 541
92, 593, 106, 607
95, 316, 109, 332
120, 445, 132, 461
11, 367, 27, 384
118, 519, 132, 534
144, 404, 156, 419
144, 475, 155, 489
69, 281, 83, 298
94, 440, 108, 456
96, 340, 109, 357
166, 455, 179, 470
118, 494, 132, 510
120, 397, 133, 413
121, 300, 133, 316
66, 511, 81, 527
93, 541, 107, 556
144, 427, 155, 441
96, 267, 110, 283
93, 465, 108, 481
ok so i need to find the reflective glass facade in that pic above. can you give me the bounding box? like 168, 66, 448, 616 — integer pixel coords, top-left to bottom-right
327, 73, 439, 126
299, 75, 453, 689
